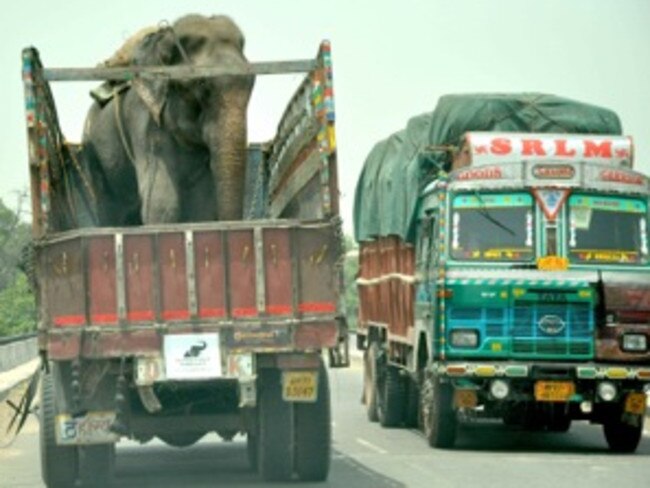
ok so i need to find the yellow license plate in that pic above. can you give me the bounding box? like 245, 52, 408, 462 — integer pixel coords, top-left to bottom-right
534, 381, 575, 402
453, 389, 478, 409
624, 392, 647, 415
282, 371, 318, 402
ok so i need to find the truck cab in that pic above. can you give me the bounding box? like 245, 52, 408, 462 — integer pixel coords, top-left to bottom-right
416, 131, 649, 450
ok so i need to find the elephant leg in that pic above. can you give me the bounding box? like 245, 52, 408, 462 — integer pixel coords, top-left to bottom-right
180, 164, 217, 222
136, 155, 180, 224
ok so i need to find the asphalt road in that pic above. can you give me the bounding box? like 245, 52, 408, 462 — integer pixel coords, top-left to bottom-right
1, 361, 650, 488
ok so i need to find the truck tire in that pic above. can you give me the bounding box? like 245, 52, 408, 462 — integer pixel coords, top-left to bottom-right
294, 361, 331, 481
603, 415, 644, 453
378, 365, 405, 428
421, 375, 456, 448
158, 432, 204, 448
78, 444, 115, 488
258, 368, 293, 481
364, 343, 380, 422
404, 376, 420, 428
40, 369, 79, 488
246, 432, 258, 472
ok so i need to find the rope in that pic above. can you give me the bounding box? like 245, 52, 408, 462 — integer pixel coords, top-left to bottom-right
113, 89, 137, 165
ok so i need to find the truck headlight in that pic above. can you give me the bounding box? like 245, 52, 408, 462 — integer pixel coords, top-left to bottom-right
597, 381, 617, 402
622, 334, 647, 352
489, 379, 510, 400
450, 329, 479, 348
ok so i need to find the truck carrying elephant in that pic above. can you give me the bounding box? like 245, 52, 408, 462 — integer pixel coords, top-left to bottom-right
82, 14, 255, 226
21, 13, 347, 487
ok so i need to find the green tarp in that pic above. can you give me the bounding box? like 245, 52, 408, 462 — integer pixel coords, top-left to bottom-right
353, 93, 622, 243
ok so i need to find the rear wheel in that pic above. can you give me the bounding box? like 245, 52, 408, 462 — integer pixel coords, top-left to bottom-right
421, 375, 456, 448
40, 367, 79, 488
404, 375, 421, 428
603, 414, 644, 453
378, 365, 405, 428
294, 361, 331, 481
246, 432, 258, 472
158, 432, 204, 448
78, 444, 115, 488
258, 368, 293, 481
364, 343, 380, 422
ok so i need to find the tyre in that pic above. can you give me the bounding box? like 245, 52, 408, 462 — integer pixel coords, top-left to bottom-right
157, 432, 205, 448
364, 343, 380, 422
40, 368, 79, 488
421, 375, 456, 448
378, 365, 405, 428
78, 444, 115, 488
258, 368, 293, 481
294, 361, 331, 482
246, 432, 258, 472
404, 375, 420, 428
603, 415, 644, 453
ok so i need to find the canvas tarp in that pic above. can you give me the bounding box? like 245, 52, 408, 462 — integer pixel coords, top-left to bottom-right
353, 93, 622, 243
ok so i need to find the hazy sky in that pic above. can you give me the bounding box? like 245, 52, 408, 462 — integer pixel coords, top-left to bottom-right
2, 0, 649, 234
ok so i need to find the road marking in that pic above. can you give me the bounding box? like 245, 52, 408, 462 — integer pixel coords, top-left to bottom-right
355, 437, 387, 454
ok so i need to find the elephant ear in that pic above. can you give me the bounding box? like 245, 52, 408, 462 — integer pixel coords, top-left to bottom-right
131, 28, 175, 126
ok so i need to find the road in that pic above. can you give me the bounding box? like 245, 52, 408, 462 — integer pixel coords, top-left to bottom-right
1, 360, 650, 488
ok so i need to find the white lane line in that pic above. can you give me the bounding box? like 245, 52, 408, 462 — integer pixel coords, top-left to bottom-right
355, 437, 388, 454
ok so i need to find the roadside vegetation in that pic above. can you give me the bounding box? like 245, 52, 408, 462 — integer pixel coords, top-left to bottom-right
0, 197, 36, 337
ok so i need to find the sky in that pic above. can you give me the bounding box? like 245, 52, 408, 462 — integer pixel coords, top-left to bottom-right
1, 0, 650, 235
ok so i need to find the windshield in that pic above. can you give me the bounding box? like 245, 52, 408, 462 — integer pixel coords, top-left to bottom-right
451, 193, 534, 262
568, 195, 648, 265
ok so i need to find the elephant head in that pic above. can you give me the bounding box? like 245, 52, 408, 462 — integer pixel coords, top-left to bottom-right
130, 14, 255, 221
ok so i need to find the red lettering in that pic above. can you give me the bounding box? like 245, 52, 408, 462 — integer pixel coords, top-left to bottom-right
584, 140, 612, 158
490, 138, 511, 155
554, 140, 576, 157
522, 139, 546, 156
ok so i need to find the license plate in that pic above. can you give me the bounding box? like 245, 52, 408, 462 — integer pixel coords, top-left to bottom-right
453, 389, 478, 408
282, 371, 318, 402
624, 392, 647, 415
56, 412, 119, 445
534, 381, 575, 402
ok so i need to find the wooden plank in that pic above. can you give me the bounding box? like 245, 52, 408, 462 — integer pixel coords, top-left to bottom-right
43, 60, 317, 82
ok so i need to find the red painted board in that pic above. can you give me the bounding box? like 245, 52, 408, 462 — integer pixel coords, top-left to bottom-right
264, 228, 293, 316
228, 230, 257, 318
194, 231, 226, 318
124, 235, 155, 322
159, 233, 189, 321
88, 236, 117, 325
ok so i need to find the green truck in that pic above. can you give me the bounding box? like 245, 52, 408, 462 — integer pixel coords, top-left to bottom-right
355, 93, 650, 452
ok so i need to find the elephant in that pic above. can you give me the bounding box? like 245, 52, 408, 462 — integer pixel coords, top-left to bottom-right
82, 14, 255, 225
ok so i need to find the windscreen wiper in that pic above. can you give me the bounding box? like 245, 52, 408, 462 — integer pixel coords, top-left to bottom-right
473, 191, 515, 236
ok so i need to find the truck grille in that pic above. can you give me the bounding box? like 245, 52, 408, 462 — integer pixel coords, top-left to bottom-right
447, 300, 594, 359
512, 301, 593, 358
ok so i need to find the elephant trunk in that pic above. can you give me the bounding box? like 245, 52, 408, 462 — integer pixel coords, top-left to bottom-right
205, 85, 251, 221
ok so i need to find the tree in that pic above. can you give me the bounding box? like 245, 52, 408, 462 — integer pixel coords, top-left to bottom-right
0, 196, 36, 336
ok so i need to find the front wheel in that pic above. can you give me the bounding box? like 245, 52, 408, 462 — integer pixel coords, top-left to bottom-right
603, 415, 644, 453
421, 375, 457, 448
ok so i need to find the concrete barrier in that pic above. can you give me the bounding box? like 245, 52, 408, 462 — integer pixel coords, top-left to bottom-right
0, 336, 37, 373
